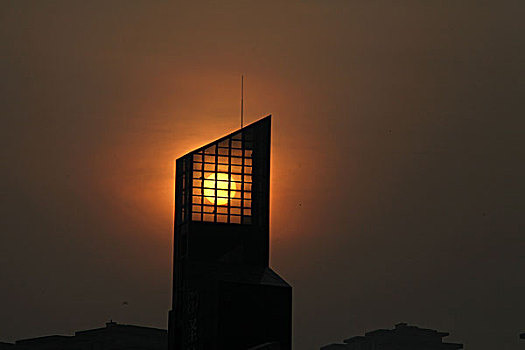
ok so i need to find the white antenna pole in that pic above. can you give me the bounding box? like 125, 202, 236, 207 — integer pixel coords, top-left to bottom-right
241, 75, 244, 128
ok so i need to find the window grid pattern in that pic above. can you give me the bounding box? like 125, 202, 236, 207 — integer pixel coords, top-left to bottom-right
189, 131, 253, 224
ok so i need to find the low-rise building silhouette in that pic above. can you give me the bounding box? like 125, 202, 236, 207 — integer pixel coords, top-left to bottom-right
1, 321, 166, 350
321, 323, 463, 350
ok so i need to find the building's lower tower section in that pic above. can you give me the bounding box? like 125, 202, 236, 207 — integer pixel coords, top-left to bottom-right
168, 264, 291, 350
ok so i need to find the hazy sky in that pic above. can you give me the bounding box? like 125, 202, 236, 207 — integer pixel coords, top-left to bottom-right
1, 1, 524, 349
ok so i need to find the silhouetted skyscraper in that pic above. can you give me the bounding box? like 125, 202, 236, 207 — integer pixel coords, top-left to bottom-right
321, 323, 463, 350
168, 116, 292, 350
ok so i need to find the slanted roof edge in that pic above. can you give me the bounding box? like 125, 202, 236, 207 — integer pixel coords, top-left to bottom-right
177, 115, 271, 160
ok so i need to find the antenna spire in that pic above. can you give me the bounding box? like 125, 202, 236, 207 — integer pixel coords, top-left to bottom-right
240, 75, 244, 128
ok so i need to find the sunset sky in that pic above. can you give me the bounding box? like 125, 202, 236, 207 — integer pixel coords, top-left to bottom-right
1, 1, 524, 349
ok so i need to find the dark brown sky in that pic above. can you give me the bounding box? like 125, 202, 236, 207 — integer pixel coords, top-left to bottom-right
1, 1, 524, 349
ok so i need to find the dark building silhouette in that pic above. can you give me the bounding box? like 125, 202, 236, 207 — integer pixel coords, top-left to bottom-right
520, 332, 524, 340
321, 323, 463, 350
0, 321, 166, 350
168, 116, 292, 350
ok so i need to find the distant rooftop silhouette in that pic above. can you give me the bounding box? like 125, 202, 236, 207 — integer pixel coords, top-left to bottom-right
1, 321, 166, 350
321, 323, 463, 350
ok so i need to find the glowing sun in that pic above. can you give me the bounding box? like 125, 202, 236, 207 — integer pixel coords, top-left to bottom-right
204, 172, 237, 205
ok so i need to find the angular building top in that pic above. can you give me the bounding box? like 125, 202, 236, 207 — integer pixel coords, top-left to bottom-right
173, 115, 271, 268
176, 116, 270, 226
